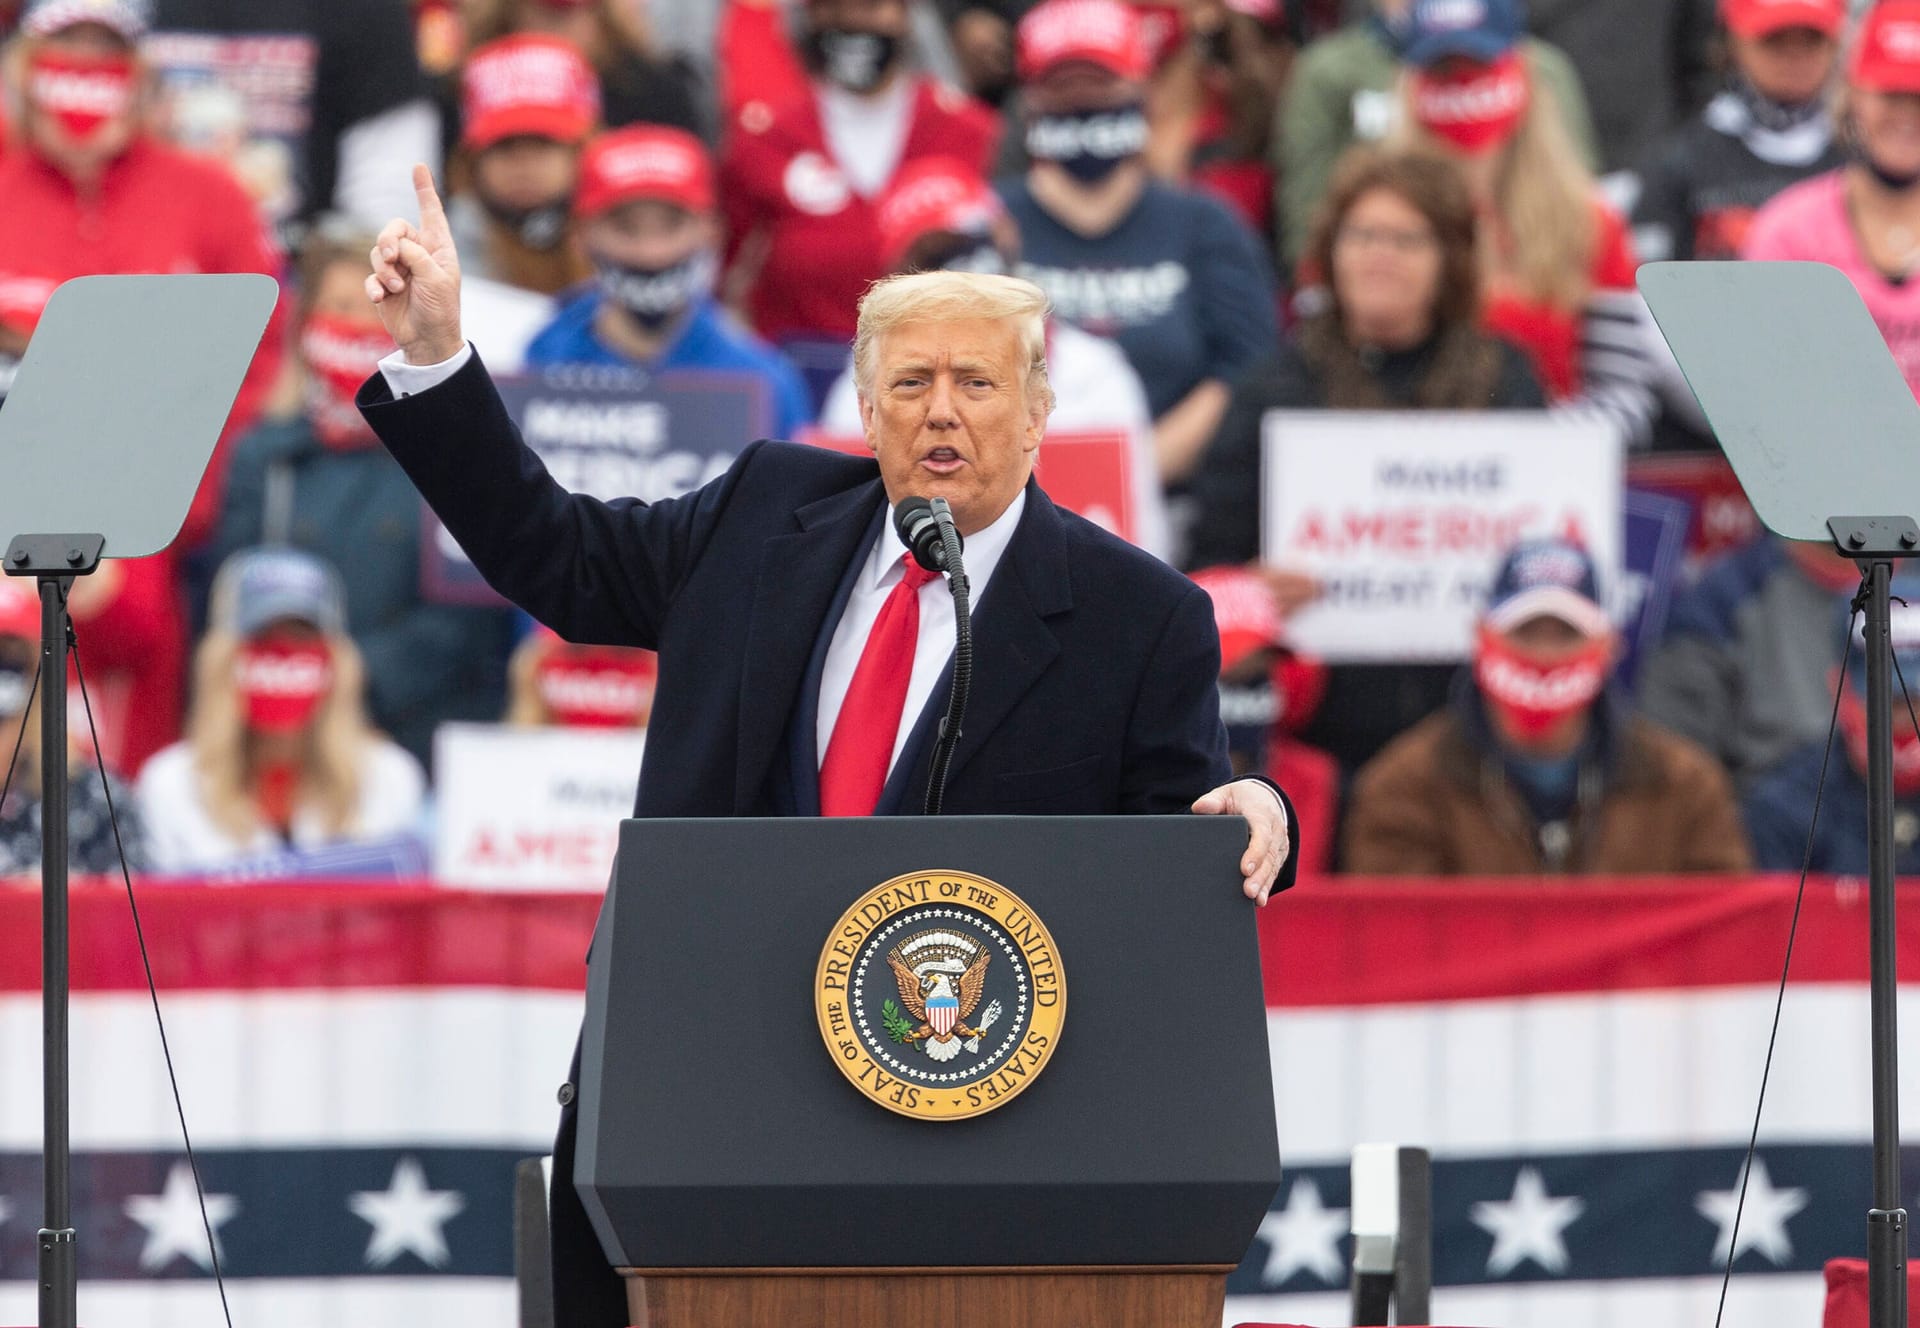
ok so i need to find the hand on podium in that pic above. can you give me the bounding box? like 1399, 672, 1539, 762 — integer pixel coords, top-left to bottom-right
366, 164, 464, 366
1193, 779, 1291, 906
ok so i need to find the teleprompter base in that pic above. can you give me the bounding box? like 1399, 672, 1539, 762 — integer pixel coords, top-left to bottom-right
621, 1264, 1233, 1328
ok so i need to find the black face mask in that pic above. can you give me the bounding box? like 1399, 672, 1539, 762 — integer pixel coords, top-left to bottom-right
594, 250, 715, 330
803, 26, 903, 94
1025, 103, 1149, 185
478, 193, 572, 252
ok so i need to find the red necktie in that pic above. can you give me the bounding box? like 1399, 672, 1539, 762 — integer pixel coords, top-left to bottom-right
820, 553, 942, 816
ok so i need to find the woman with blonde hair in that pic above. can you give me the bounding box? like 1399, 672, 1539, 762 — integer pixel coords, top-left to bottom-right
135, 549, 425, 874
1385, 0, 1654, 449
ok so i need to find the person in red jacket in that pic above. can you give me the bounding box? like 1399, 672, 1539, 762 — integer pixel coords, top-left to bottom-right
718, 0, 999, 400
0, 0, 289, 772
0, 0, 288, 540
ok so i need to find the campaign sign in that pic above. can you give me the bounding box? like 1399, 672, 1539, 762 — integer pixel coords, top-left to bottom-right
423, 365, 772, 606
1616, 487, 1692, 691
1625, 452, 1763, 560
1262, 411, 1622, 662
433, 722, 647, 890
798, 428, 1138, 544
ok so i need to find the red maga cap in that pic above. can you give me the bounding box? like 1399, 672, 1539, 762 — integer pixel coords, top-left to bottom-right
1017, 0, 1151, 82
1188, 566, 1284, 675
1720, 0, 1843, 38
1853, 0, 1920, 92
876, 157, 1003, 266
460, 34, 600, 150
575, 124, 714, 218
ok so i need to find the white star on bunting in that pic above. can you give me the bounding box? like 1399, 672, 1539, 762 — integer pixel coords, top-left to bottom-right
350, 1156, 467, 1269
1255, 1177, 1349, 1286
124, 1162, 238, 1272
1471, 1166, 1584, 1276
1696, 1157, 1809, 1267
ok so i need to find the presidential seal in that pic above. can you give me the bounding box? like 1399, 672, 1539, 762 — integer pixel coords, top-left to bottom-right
815, 870, 1066, 1121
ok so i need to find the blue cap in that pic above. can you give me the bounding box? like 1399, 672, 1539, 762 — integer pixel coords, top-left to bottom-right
211, 547, 346, 638
1401, 0, 1523, 66
1484, 537, 1611, 638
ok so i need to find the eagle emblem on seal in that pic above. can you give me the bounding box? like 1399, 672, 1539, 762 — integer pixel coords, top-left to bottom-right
884, 930, 1004, 1063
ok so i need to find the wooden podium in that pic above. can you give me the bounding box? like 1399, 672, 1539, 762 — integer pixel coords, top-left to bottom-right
579, 816, 1282, 1328
622, 1265, 1234, 1327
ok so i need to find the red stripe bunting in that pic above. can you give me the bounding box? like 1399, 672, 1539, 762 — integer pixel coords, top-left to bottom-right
0, 876, 1914, 1005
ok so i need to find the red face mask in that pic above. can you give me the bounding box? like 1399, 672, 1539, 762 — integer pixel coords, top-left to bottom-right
1411, 52, 1530, 155
534, 648, 656, 728
1473, 624, 1610, 741
26, 48, 137, 145
235, 639, 334, 734
300, 313, 393, 449
1838, 684, 1920, 797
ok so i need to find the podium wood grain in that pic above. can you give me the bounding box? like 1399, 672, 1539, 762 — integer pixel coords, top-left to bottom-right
623, 1266, 1232, 1328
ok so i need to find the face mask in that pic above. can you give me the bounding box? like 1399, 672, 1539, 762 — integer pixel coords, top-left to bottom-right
0, 660, 29, 717
803, 27, 903, 94
235, 639, 333, 735
1473, 624, 1610, 742
477, 192, 572, 252
27, 48, 137, 145
1839, 682, 1920, 795
594, 250, 714, 330
300, 313, 393, 449
1025, 104, 1149, 185
1411, 52, 1530, 155
534, 649, 655, 727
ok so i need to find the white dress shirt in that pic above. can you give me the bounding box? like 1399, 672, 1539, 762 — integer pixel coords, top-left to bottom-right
816, 490, 1024, 776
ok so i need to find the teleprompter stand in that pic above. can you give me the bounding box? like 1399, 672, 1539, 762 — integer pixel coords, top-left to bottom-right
1641, 260, 1920, 1327
0, 273, 277, 1327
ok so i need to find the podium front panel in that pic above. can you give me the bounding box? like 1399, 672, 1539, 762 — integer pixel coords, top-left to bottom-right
576, 815, 1281, 1269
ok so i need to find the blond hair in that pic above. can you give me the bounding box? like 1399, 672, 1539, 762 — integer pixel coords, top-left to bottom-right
851, 270, 1056, 415
1394, 71, 1597, 311
186, 628, 376, 844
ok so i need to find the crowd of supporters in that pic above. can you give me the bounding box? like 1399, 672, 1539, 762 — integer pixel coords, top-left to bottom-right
0, 0, 1908, 879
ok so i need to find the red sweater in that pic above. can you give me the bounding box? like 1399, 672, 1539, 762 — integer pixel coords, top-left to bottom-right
720, 76, 999, 343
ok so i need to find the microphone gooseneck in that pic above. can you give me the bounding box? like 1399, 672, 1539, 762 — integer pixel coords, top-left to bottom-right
923, 497, 972, 816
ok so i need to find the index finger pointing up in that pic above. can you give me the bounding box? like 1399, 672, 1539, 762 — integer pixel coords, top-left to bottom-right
413, 163, 449, 242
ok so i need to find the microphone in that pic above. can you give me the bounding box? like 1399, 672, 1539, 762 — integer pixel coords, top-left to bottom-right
890, 497, 972, 815
893, 496, 964, 572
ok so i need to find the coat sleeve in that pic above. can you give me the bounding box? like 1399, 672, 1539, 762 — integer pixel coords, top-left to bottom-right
1120, 582, 1234, 815
356, 350, 761, 650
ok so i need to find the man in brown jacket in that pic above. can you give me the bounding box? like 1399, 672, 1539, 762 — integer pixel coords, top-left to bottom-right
1343, 538, 1752, 875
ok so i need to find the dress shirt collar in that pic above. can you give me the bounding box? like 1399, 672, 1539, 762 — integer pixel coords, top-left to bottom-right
860, 488, 1029, 595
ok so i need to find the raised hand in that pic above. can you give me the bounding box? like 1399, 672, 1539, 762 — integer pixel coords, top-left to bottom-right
366, 164, 464, 366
